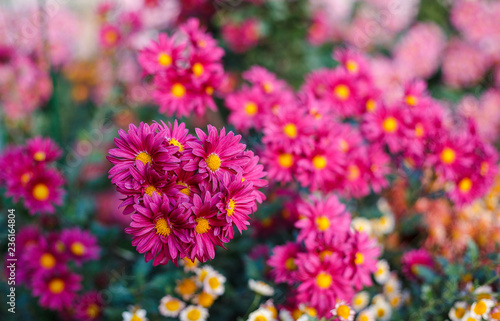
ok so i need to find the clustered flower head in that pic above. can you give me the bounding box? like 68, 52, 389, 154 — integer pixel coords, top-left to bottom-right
9, 225, 101, 319
107, 120, 267, 265
0, 137, 65, 215
138, 18, 225, 117
227, 48, 498, 205
267, 194, 381, 318
448, 286, 499, 321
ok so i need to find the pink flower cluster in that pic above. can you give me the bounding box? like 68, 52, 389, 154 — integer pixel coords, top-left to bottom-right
107, 121, 267, 265
138, 19, 225, 117
268, 195, 380, 318
226, 48, 498, 205
221, 18, 261, 53
11, 225, 101, 318
0, 137, 65, 214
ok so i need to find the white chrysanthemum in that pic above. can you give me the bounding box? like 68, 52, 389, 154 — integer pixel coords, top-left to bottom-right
331, 300, 355, 321
473, 285, 494, 301
373, 299, 392, 321
383, 273, 401, 297
203, 270, 226, 296
352, 291, 370, 312
179, 305, 209, 321
387, 292, 403, 309
448, 301, 467, 321
158, 295, 185, 317
351, 217, 373, 235
461, 311, 480, 321
377, 198, 393, 216
180, 258, 199, 272
372, 214, 395, 235
122, 307, 148, 321
248, 279, 275, 296
470, 299, 495, 318
247, 307, 274, 321
195, 265, 215, 286
374, 260, 390, 284
279, 309, 294, 321
356, 307, 375, 321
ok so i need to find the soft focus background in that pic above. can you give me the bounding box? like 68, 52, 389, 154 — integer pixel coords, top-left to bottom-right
1, 0, 500, 321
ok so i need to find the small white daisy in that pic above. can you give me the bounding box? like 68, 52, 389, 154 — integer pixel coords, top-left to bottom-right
248, 279, 275, 296
373, 260, 390, 284
158, 295, 185, 317
203, 270, 226, 296
179, 305, 209, 321
331, 300, 355, 321
387, 292, 403, 309
195, 265, 215, 286
175, 277, 198, 301
279, 309, 294, 321
192, 291, 216, 308
448, 301, 467, 321
372, 214, 395, 235
351, 217, 373, 235
352, 291, 370, 312
473, 285, 494, 301
373, 299, 392, 321
470, 299, 495, 319
247, 307, 274, 321
122, 307, 148, 321
461, 311, 480, 321
356, 307, 375, 321
383, 273, 401, 297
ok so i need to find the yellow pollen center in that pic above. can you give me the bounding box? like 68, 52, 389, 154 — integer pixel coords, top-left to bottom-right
339, 139, 349, 153
255, 316, 267, 321
262, 81, 273, 93
195, 218, 211, 234
360, 316, 369, 321
377, 308, 385, 317
454, 307, 466, 318
145, 185, 158, 197
155, 218, 171, 237
135, 152, 152, 165
171, 83, 186, 98
192, 62, 204, 77
347, 164, 361, 181
285, 257, 297, 270
40, 253, 56, 269
316, 272, 332, 289
105, 30, 117, 44
334, 84, 350, 101
319, 250, 333, 260
169, 138, 184, 152
474, 301, 487, 315
283, 123, 298, 138
34, 151, 46, 161
187, 309, 201, 321
48, 278, 65, 294
71, 242, 86, 256
382, 117, 398, 133
33, 183, 49, 201
415, 123, 424, 137
480, 162, 489, 176
130, 314, 142, 321
337, 305, 351, 319
206, 153, 221, 172
197, 292, 214, 308
490, 309, 500, 319
179, 182, 190, 196
205, 86, 214, 95
346, 60, 358, 73
312, 155, 327, 170
366, 99, 377, 112
355, 252, 364, 265
21, 172, 32, 185
458, 178, 472, 193
406, 95, 418, 106
178, 279, 196, 295
278, 153, 293, 168
440, 147, 456, 164
87, 303, 100, 318
208, 277, 219, 289
158, 53, 172, 67
245, 102, 258, 116
227, 199, 235, 217
316, 216, 330, 231
165, 300, 180, 311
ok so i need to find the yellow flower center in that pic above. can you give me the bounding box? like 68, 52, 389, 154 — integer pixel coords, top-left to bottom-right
195, 218, 211, 234
40, 253, 56, 269
208, 277, 219, 289
480, 162, 489, 176
355, 252, 364, 265
179, 182, 190, 196
135, 152, 152, 165
440, 147, 456, 164
315, 216, 330, 231
339, 139, 349, 153
169, 138, 184, 152
165, 300, 180, 311
283, 123, 298, 138
245, 102, 258, 116
197, 292, 214, 308
87, 303, 100, 318
178, 278, 196, 296
285, 257, 297, 270
315, 272, 332, 289
474, 301, 487, 315
144, 185, 158, 197
71, 242, 86, 256
227, 199, 235, 217
453, 307, 465, 318
360, 315, 369, 321
366, 99, 377, 112
458, 177, 472, 193
105, 30, 117, 44
158, 53, 172, 67
278, 153, 293, 168
377, 308, 385, 317
262, 81, 273, 93
171, 83, 186, 98
337, 304, 351, 319
187, 309, 201, 321
192, 62, 204, 77
334, 84, 350, 101
346, 60, 358, 73
312, 155, 327, 170
406, 95, 418, 106
319, 250, 333, 260
33, 183, 50, 201
413, 123, 424, 138
130, 314, 142, 321
21, 172, 32, 185
155, 218, 171, 237
206, 153, 221, 172
382, 117, 398, 133
206, 86, 214, 95
347, 164, 360, 181
490, 309, 500, 319
48, 278, 65, 294
255, 316, 267, 321
34, 151, 46, 161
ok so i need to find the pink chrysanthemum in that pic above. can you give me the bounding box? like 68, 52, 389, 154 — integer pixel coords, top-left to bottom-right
242, 65, 289, 95
295, 195, 351, 250
240, 150, 267, 207
158, 120, 198, 158
343, 231, 380, 290
153, 71, 197, 117
367, 144, 391, 193
340, 148, 371, 198
267, 242, 302, 285
24, 167, 65, 215
74, 291, 105, 321
26, 136, 62, 163
261, 144, 296, 185
361, 104, 407, 154
24, 238, 66, 275
31, 267, 82, 310
138, 33, 184, 75
401, 249, 434, 280
427, 133, 474, 181
333, 47, 371, 79
322, 69, 359, 117
226, 86, 266, 132
99, 24, 121, 49
60, 228, 100, 265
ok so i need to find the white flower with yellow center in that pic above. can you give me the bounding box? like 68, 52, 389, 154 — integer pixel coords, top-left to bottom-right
387, 292, 403, 309
203, 271, 226, 296
247, 307, 275, 321
383, 274, 401, 297
372, 214, 394, 235
261, 300, 278, 319
248, 279, 275, 296
331, 300, 355, 321
159, 295, 185, 317
377, 198, 393, 216
122, 307, 148, 321
373, 299, 392, 321
351, 217, 373, 235
352, 291, 370, 312
175, 277, 199, 301
448, 301, 467, 321
279, 309, 294, 321
373, 260, 390, 284
471, 299, 495, 318
356, 308, 375, 321
473, 285, 495, 301
461, 311, 480, 321
179, 305, 208, 321
193, 291, 216, 308
195, 265, 215, 286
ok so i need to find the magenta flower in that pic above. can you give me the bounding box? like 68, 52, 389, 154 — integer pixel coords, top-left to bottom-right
333, 47, 371, 79
31, 267, 82, 310
240, 150, 268, 207
24, 238, 66, 275
340, 148, 371, 198
24, 167, 65, 215
343, 231, 380, 290
138, 33, 184, 75
267, 242, 302, 285
157, 120, 198, 158
261, 144, 297, 185
401, 249, 434, 280
362, 103, 407, 154
60, 228, 100, 265
26, 136, 62, 163
226, 86, 266, 132
243, 65, 289, 95
74, 291, 104, 321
